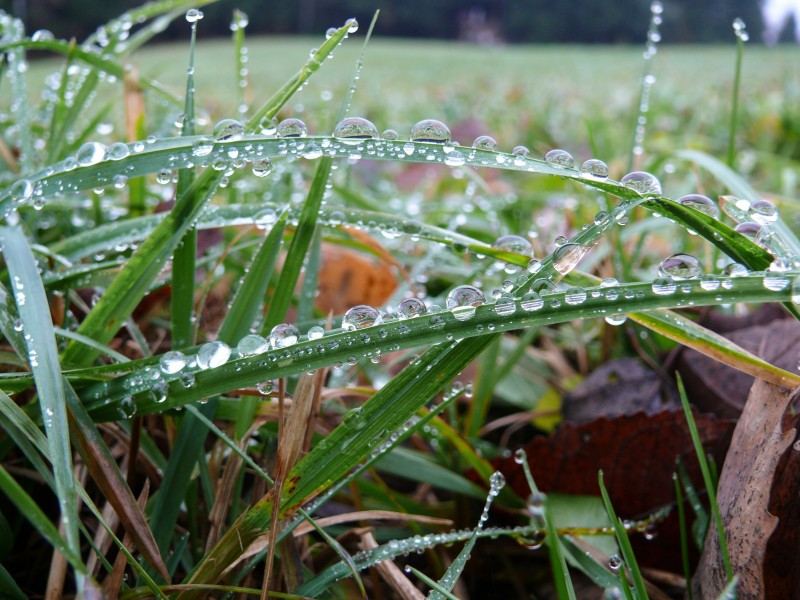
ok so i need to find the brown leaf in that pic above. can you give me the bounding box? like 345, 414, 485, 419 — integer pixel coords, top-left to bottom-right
316, 245, 397, 315
692, 380, 799, 599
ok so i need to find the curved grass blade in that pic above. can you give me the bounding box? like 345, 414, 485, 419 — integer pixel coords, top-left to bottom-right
0, 226, 82, 581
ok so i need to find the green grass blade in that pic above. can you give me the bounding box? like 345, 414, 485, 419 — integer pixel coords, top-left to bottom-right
218, 211, 287, 344
0, 226, 82, 578
727, 21, 746, 168
543, 498, 577, 600
674, 473, 693, 600
404, 566, 459, 600
677, 374, 734, 583
263, 157, 332, 332
598, 471, 647, 599
0, 563, 26, 600
377, 447, 487, 500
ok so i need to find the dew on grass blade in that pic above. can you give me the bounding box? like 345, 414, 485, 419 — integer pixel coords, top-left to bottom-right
605, 313, 627, 326
494, 295, 516, 316
10, 179, 33, 202
544, 148, 574, 169
748, 199, 778, 224
608, 555, 623, 571
333, 116, 379, 141
307, 326, 325, 340
621, 170, 662, 195
722, 263, 749, 277
185, 8, 203, 22
160, 350, 187, 375
472, 135, 497, 151
553, 243, 588, 275
658, 253, 702, 280
444, 150, 465, 166
446, 285, 485, 321
213, 118, 244, 142
269, 323, 299, 348
252, 158, 273, 177
677, 193, 719, 219
409, 119, 450, 143
381, 129, 398, 140
192, 137, 214, 157
342, 305, 383, 330
237, 334, 268, 356
397, 297, 426, 319
651, 277, 677, 295
580, 158, 609, 179
196, 341, 231, 369
76, 141, 106, 166
277, 118, 307, 138
564, 286, 587, 305
492, 234, 533, 257
734, 221, 762, 240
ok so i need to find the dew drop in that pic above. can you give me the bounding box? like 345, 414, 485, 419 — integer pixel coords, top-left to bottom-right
544, 148, 574, 169
608, 555, 622, 571
446, 285, 484, 321
580, 158, 609, 179
342, 305, 383, 330
237, 334, 268, 356
107, 141, 130, 161
277, 117, 307, 138
493, 234, 532, 256
269, 323, 299, 348
10, 179, 34, 202
409, 119, 450, 144
444, 150, 465, 166
307, 325, 325, 340
494, 295, 516, 316
252, 158, 273, 177
722, 263, 749, 278
185, 8, 204, 22
677, 193, 719, 219
472, 135, 497, 151
397, 297, 427, 319
651, 277, 677, 295
749, 199, 778, 225
658, 253, 702, 280
381, 128, 398, 140
213, 118, 244, 142
257, 380, 274, 395
160, 350, 187, 374
520, 291, 544, 311
621, 170, 662, 195
564, 286, 587, 305
700, 274, 720, 291
552, 243, 588, 275
76, 141, 107, 166
527, 258, 542, 274
196, 341, 231, 369
333, 116, 379, 142
605, 313, 627, 326
513, 448, 527, 464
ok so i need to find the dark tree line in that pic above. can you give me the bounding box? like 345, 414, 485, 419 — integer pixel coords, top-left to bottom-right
0, 0, 787, 45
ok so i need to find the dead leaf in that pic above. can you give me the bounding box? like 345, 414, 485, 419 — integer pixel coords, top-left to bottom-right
692, 380, 799, 599
316, 245, 397, 315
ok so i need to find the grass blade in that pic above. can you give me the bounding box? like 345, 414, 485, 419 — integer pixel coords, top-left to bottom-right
0, 226, 82, 582
674, 473, 693, 600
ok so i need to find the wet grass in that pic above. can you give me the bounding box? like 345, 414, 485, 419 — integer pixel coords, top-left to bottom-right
1, 2, 800, 598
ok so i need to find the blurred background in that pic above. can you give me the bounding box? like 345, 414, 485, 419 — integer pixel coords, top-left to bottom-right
2, 0, 800, 44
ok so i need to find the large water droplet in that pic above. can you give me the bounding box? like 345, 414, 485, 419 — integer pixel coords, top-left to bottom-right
214, 118, 244, 142
446, 285, 484, 321
492, 234, 532, 256
494, 295, 516, 316
397, 297, 427, 319
564, 286, 587, 305
749, 199, 778, 225
409, 119, 450, 144
658, 253, 702, 280
186, 8, 204, 22
580, 158, 609, 179
197, 341, 231, 369
107, 142, 130, 161
277, 117, 307, 138
333, 116, 379, 142
269, 323, 299, 348
677, 194, 719, 219
651, 277, 677, 295
237, 334, 268, 356
160, 350, 187, 374
544, 149, 574, 169
252, 157, 273, 177
621, 171, 662, 195
342, 305, 383, 330
552, 243, 588, 275
472, 135, 497, 151
76, 142, 106, 166
10, 179, 33, 202
520, 292, 544, 311
444, 150, 465, 166
192, 137, 214, 157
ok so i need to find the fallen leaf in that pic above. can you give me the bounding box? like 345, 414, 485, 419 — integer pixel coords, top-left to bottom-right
316, 245, 397, 315
692, 380, 799, 599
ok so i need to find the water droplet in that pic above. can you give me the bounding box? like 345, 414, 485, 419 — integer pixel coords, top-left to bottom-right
763, 274, 790, 292
544, 148, 574, 169
722, 263, 749, 277
342, 305, 383, 330
409, 119, 450, 144
749, 199, 778, 225
159, 350, 187, 374
307, 325, 325, 340
520, 292, 544, 311
580, 158, 609, 179
446, 285, 484, 321
237, 334, 268, 356
269, 323, 299, 348
76, 141, 106, 166
513, 448, 527, 464
252, 158, 273, 177
347, 19, 359, 33
444, 149, 465, 166
512, 145, 530, 159
333, 116, 378, 142
489, 471, 506, 491
397, 297, 427, 319
107, 142, 129, 161
277, 117, 307, 138
552, 243, 588, 275
494, 295, 516, 316
605, 313, 627, 326
257, 380, 274, 395
621, 170, 662, 195
564, 286, 587, 305
472, 135, 497, 151
325, 27, 337, 39
527, 259, 542, 274
608, 555, 622, 571
186, 8, 204, 22
658, 253, 702, 280
493, 234, 532, 257
700, 274, 720, 291
381, 128, 398, 140
213, 118, 244, 142
651, 277, 677, 295
734, 221, 762, 240
10, 179, 33, 202
197, 341, 231, 369
677, 193, 719, 219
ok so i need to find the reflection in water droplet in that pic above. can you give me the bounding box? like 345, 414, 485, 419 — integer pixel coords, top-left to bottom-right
277, 117, 307, 138
544, 148, 574, 169
197, 341, 231, 369
658, 253, 702, 280
651, 277, 677, 295
342, 305, 383, 330
333, 116, 379, 141
397, 297, 427, 319
678, 193, 719, 219
580, 158, 609, 179
269, 323, 299, 348
213, 118, 244, 142
409, 119, 450, 143
160, 350, 186, 374
621, 171, 662, 195
472, 135, 497, 151
237, 334, 268, 356
446, 285, 484, 321
553, 243, 588, 275
749, 199, 778, 225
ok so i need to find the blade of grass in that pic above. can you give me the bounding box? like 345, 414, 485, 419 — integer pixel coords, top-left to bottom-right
727, 20, 746, 168
0, 226, 82, 584
673, 473, 693, 600
676, 374, 734, 583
